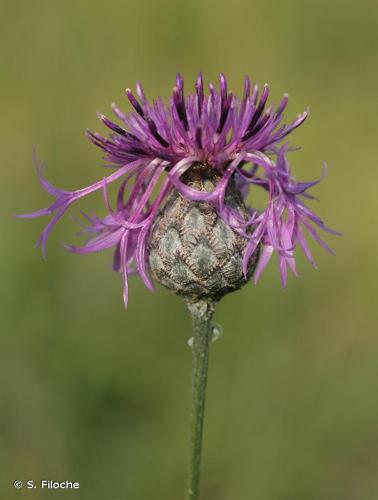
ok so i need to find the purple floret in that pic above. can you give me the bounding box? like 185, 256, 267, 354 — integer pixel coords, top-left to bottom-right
18, 73, 338, 306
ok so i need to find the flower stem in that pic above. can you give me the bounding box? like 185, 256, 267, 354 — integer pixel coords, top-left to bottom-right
185, 299, 215, 500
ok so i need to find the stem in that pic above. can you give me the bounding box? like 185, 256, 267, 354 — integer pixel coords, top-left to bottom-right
185, 299, 215, 500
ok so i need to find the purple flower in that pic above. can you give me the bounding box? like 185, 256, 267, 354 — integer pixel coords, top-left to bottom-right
18, 73, 338, 306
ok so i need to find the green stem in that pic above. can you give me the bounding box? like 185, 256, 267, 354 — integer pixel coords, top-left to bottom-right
185, 299, 215, 500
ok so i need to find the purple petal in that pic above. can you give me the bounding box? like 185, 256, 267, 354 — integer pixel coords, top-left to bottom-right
253, 245, 274, 283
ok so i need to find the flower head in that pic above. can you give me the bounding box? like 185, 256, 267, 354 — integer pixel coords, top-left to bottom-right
19, 73, 338, 306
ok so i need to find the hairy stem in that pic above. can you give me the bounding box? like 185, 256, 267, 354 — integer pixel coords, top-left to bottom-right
185, 299, 215, 500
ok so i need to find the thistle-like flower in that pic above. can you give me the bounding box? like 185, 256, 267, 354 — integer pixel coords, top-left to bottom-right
19, 73, 338, 306
18, 73, 340, 500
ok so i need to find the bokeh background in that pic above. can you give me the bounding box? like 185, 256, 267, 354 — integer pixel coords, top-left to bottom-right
1, 0, 378, 499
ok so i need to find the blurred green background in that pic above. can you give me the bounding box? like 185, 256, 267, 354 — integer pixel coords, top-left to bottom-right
1, 0, 378, 499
